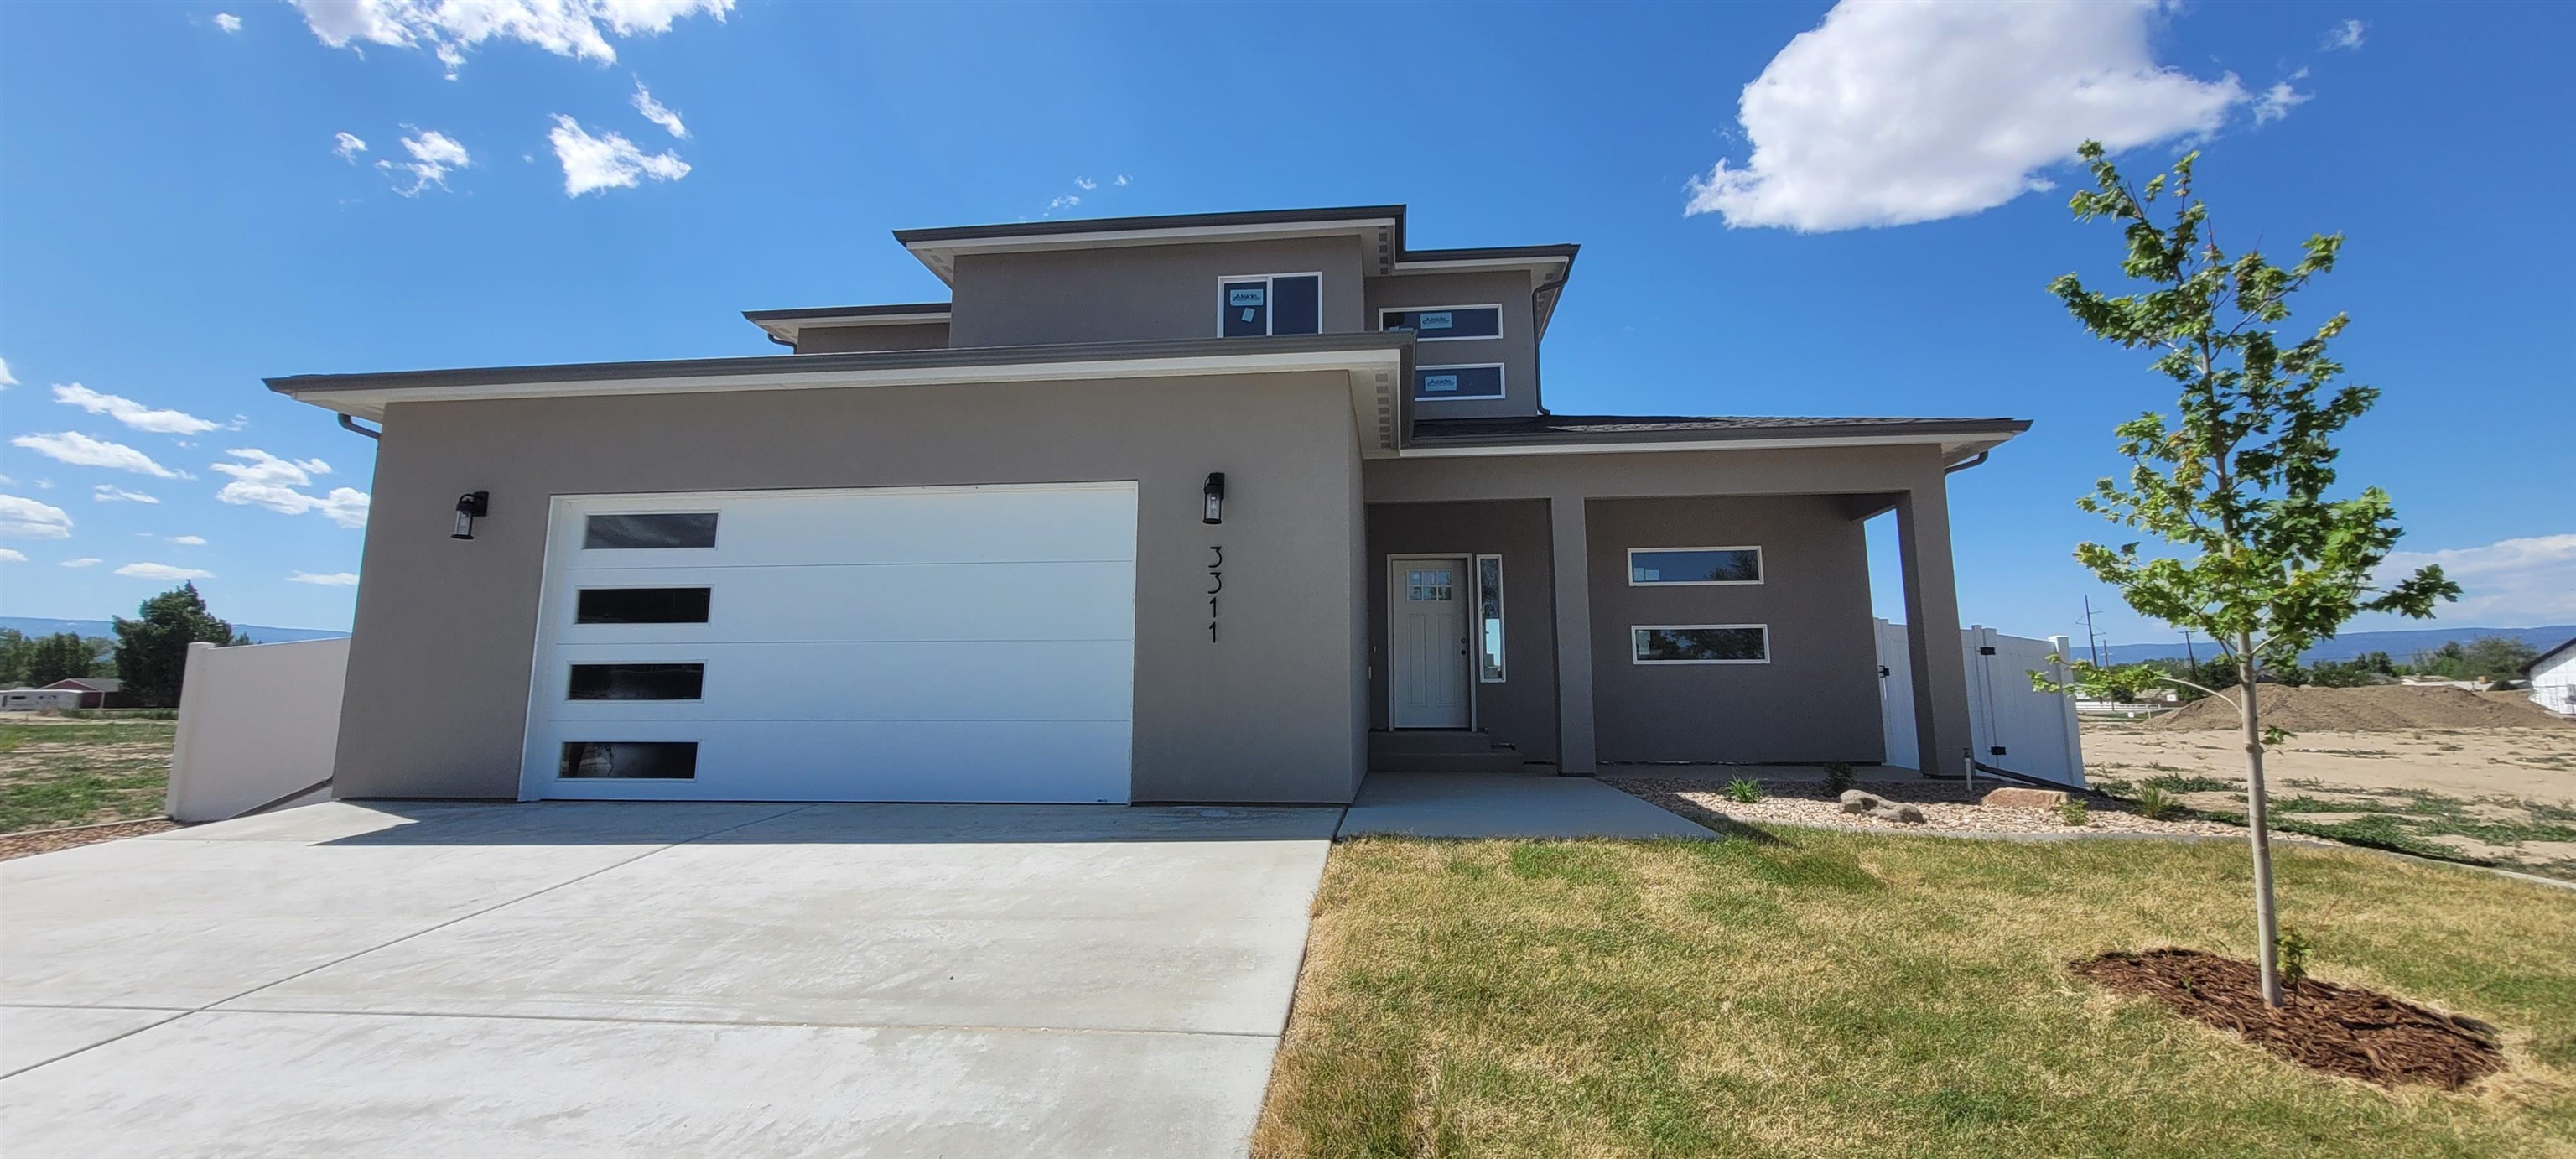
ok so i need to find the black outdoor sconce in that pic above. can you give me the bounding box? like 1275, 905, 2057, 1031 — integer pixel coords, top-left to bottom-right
1202, 473, 1226, 525
451, 491, 490, 540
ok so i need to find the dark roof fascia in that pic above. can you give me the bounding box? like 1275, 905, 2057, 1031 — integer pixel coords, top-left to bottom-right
741, 303, 951, 323
266, 331, 1415, 397
1406, 415, 2033, 450
894, 205, 1410, 247
2526, 636, 2576, 675
1394, 243, 1580, 266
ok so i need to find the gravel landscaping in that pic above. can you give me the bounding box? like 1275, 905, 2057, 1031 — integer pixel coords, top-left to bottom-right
1607, 772, 2247, 837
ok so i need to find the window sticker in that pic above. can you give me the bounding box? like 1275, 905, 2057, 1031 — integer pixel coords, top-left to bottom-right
1423, 373, 1459, 393
1228, 288, 1266, 307
1419, 311, 1452, 330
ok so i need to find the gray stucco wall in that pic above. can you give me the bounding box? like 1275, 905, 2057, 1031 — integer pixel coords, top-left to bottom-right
1585, 496, 1882, 765
1364, 501, 1559, 761
336, 372, 1367, 804
793, 321, 951, 354
946, 237, 1368, 348
1363, 270, 1540, 420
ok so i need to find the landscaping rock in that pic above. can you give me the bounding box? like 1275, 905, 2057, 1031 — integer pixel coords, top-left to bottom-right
1838, 789, 1881, 814
1836, 790, 1924, 824
1981, 787, 2069, 808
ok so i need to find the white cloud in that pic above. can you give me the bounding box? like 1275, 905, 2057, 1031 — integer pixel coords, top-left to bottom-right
1074, 177, 1097, 190
335, 131, 369, 161
1683, 0, 2251, 232
93, 485, 159, 504
169, 534, 208, 546
61, 558, 102, 569
1048, 195, 1081, 210
53, 383, 221, 434
290, 0, 733, 77
0, 495, 74, 539
2253, 80, 2311, 126
2377, 534, 2576, 626
379, 129, 470, 195
215, 13, 243, 32
2323, 19, 2366, 51
631, 80, 688, 138
11, 432, 183, 478
288, 570, 362, 585
116, 562, 215, 581
0, 356, 15, 387
0, 548, 23, 563
547, 115, 690, 195
210, 448, 370, 528
1114, 175, 1130, 186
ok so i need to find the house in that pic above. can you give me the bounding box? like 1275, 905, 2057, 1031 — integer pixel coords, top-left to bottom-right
2527, 638, 2576, 715
266, 205, 2027, 805
39, 677, 125, 709
1, 689, 89, 712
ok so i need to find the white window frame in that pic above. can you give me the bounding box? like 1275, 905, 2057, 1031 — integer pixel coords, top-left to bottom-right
1414, 362, 1507, 403
1216, 273, 1325, 337
1473, 553, 1505, 683
1631, 623, 1771, 666
1379, 303, 1505, 342
1627, 545, 1764, 586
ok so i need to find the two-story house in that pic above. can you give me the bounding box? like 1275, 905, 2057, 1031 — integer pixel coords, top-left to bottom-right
269, 205, 2026, 805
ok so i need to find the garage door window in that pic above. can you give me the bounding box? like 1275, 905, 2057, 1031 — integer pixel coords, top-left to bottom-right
584, 512, 719, 550
575, 587, 711, 625
568, 663, 704, 700
559, 741, 698, 779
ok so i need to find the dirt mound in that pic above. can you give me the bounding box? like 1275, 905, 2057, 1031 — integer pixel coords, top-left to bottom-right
2153, 683, 2576, 732
2073, 949, 2503, 1089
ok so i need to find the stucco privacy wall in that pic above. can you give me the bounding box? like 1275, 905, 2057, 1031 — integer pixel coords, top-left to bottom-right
1363, 269, 1541, 420
1587, 496, 1880, 764
1365, 500, 1559, 761
336, 373, 1368, 803
946, 237, 1369, 348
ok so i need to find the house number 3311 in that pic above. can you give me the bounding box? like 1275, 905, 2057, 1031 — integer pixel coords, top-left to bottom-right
1207, 545, 1223, 642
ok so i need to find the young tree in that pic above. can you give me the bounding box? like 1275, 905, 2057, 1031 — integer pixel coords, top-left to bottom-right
112, 582, 240, 707
2049, 142, 2456, 1006
24, 633, 96, 685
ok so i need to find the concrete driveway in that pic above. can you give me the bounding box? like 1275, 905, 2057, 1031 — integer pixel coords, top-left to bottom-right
1, 799, 1340, 1156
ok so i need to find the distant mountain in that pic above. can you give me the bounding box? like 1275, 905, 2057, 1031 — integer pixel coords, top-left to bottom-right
0, 616, 349, 645
2092, 625, 2575, 666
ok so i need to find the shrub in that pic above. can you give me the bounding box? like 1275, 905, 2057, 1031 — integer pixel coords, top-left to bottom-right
1724, 777, 1764, 804
2277, 927, 2314, 987
2134, 786, 2179, 821
2057, 799, 2090, 827
1823, 762, 1854, 795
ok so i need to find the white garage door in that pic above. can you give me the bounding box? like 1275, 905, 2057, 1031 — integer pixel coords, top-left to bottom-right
520, 484, 1137, 803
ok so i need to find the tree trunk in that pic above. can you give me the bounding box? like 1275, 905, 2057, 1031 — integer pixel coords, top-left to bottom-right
2239, 634, 2286, 1007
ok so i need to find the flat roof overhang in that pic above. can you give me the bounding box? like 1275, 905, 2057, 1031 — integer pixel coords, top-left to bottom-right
740, 303, 951, 346
266, 333, 1416, 458
1399, 417, 2031, 465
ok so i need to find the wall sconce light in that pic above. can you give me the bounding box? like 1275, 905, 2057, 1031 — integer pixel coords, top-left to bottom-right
452, 491, 490, 540
1202, 473, 1226, 525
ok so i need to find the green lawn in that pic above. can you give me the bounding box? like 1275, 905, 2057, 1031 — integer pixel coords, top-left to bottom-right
0, 717, 175, 834
1255, 829, 2576, 1157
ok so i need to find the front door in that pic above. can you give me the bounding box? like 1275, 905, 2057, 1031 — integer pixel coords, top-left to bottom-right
1389, 556, 1471, 729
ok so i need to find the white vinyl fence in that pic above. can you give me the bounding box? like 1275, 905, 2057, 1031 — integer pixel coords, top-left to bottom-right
166, 637, 349, 823
1876, 620, 2086, 787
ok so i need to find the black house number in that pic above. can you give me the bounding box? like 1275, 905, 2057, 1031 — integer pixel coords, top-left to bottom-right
1208, 544, 1223, 642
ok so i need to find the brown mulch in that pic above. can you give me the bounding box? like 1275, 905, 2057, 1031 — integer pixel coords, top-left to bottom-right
2071, 948, 2505, 1089
2153, 684, 2573, 732
0, 818, 180, 861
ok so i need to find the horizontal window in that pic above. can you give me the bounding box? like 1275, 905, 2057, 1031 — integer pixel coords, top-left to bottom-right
1629, 547, 1763, 585
1382, 305, 1501, 340
1414, 364, 1505, 401
559, 741, 698, 779
1220, 273, 1322, 337
584, 512, 718, 550
568, 663, 704, 701
1633, 625, 1769, 665
575, 587, 711, 625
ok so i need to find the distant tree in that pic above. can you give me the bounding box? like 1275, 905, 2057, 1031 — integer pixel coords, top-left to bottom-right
24, 633, 95, 685
82, 637, 119, 680
112, 583, 239, 707
2044, 143, 2456, 1007
0, 629, 29, 687
2459, 636, 2540, 681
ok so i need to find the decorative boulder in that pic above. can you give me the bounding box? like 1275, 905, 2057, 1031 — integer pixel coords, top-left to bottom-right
1838, 790, 1924, 824
1981, 787, 2069, 808
1838, 789, 1880, 814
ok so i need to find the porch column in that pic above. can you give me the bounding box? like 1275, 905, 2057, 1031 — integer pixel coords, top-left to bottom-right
1895, 481, 1976, 777
1549, 495, 1597, 775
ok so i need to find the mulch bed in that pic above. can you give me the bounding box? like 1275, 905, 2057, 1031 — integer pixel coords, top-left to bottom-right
2072, 948, 2505, 1089
0, 818, 180, 861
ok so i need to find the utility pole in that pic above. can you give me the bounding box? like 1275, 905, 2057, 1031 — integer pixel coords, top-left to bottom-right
2082, 596, 2103, 668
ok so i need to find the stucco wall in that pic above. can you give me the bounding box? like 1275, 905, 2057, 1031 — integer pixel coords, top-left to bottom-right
946, 237, 1369, 348
1363, 270, 1540, 420
793, 322, 951, 354
1364, 500, 1559, 761
1585, 496, 1882, 765
337, 372, 1367, 804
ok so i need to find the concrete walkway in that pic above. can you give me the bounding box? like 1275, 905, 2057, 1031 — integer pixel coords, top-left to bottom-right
1337, 772, 1717, 839
1, 799, 1341, 1156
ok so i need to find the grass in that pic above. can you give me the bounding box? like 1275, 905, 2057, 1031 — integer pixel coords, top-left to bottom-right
0, 717, 175, 834
1254, 830, 2576, 1157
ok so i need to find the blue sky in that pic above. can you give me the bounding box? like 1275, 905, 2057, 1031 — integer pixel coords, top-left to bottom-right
2, 1, 2568, 645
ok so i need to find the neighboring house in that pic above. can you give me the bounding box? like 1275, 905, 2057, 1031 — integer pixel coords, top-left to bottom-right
2527, 638, 2576, 715
2, 689, 88, 712
267, 205, 2027, 806
39, 678, 125, 709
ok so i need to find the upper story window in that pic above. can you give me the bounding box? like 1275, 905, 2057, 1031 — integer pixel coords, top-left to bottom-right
1381, 305, 1502, 341
1219, 274, 1322, 337
1414, 364, 1506, 402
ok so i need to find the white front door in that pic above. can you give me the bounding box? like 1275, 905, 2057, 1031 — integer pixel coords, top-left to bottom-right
1389, 557, 1471, 729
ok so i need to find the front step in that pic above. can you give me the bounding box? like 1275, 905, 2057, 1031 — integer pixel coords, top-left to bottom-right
1368, 730, 1529, 773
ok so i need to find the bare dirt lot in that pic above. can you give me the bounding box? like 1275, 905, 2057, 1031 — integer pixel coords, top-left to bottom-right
2087, 724, 2576, 805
